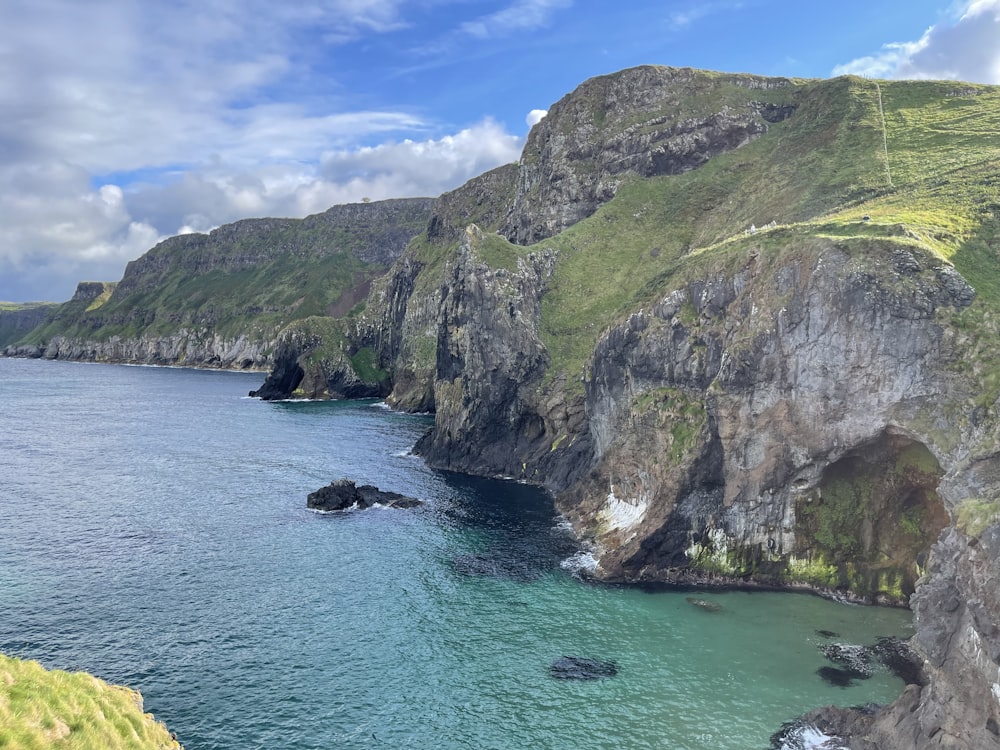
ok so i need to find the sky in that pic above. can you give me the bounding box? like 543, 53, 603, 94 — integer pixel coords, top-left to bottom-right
2, 0, 999, 302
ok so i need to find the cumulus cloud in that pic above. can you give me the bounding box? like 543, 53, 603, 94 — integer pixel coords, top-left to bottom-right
833, 0, 1000, 83
460, 0, 572, 39
526, 109, 548, 127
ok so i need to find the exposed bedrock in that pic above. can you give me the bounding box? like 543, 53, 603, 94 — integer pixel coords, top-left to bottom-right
500, 65, 795, 245
418, 233, 986, 605
565, 242, 979, 603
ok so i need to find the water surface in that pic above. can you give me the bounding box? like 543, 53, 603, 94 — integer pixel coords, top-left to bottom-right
0, 358, 912, 749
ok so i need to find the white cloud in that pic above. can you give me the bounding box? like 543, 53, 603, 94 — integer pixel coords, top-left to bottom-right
0, 0, 515, 302
526, 109, 548, 127
460, 0, 571, 39
664, 2, 744, 32
0, 117, 524, 302
833, 0, 1000, 83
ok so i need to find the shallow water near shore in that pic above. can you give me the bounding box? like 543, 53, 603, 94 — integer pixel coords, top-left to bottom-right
0, 358, 913, 749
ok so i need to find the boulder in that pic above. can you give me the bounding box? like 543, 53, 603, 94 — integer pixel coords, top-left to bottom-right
307, 478, 421, 511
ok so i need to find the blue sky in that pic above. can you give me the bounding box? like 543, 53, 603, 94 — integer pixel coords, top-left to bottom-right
2, 0, 999, 302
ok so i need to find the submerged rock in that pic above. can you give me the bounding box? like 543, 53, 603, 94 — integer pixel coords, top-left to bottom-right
549, 656, 618, 680
814, 636, 925, 690
816, 665, 867, 688
686, 597, 723, 612
307, 478, 421, 511
819, 643, 873, 678
870, 636, 925, 686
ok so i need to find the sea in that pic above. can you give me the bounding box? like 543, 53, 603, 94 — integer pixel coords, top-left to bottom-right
0, 358, 914, 750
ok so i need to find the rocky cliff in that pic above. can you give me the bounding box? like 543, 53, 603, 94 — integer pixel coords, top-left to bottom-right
4, 198, 433, 369
251, 66, 1000, 748
0, 302, 58, 349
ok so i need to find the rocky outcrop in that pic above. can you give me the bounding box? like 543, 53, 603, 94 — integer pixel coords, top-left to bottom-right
307, 479, 421, 511
250, 316, 390, 399
499, 66, 795, 245
414, 226, 562, 476
795, 521, 1000, 749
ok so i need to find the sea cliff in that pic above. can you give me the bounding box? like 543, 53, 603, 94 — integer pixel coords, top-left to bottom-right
3, 198, 434, 370
256, 67, 1000, 748
8, 64, 1000, 748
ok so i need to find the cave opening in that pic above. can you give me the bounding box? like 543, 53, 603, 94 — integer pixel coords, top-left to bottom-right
795, 430, 949, 601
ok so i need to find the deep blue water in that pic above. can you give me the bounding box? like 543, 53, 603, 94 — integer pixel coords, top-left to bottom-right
0, 358, 913, 749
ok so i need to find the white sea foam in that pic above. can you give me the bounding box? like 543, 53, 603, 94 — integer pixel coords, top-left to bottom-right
776, 724, 849, 750
552, 515, 574, 533
560, 549, 599, 577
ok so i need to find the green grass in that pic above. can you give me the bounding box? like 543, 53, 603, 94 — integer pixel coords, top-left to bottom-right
0, 654, 181, 749
956, 498, 1000, 537
12, 201, 430, 354
452, 73, 1000, 396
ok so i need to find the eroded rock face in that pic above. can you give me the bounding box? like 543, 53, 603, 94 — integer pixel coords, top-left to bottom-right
415, 227, 559, 477
500, 66, 795, 245
551, 240, 973, 603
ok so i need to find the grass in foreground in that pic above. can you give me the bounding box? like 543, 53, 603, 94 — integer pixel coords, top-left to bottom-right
0, 654, 180, 750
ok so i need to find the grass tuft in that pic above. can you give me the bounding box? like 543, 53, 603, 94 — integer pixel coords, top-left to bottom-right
0, 653, 181, 749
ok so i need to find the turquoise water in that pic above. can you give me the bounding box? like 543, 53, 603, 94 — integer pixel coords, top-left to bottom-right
0, 358, 912, 749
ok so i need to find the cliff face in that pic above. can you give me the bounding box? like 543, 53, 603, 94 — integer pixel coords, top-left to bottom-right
566, 239, 975, 600
118, 63, 1000, 747
0, 303, 57, 349
5, 198, 433, 370
415, 227, 980, 604
500, 66, 796, 245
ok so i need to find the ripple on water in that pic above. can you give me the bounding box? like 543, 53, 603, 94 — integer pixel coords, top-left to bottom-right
0, 359, 914, 750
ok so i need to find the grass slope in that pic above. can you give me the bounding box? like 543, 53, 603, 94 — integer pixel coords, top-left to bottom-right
457, 73, 1000, 391
0, 654, 180, 750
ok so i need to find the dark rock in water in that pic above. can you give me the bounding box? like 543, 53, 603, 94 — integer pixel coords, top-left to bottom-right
817, 665, 866, 688
307, 478, 421, 511
549, 656, 618, 680
770, 704, 881, 749
815, 629, 840, 639
686, 597, 723, 612
871, 636, 926, 686
814, 636, 925, 690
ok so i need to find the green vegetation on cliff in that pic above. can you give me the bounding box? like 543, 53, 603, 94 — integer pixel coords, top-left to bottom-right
457, 72, 1000, 393
10, 199, 433, 367
0, 654, 180, 749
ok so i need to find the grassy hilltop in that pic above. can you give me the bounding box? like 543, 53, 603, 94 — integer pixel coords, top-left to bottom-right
437, 72, 1000, 393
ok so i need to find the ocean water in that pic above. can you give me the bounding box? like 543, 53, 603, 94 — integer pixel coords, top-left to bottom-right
0, 358, 913, 750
